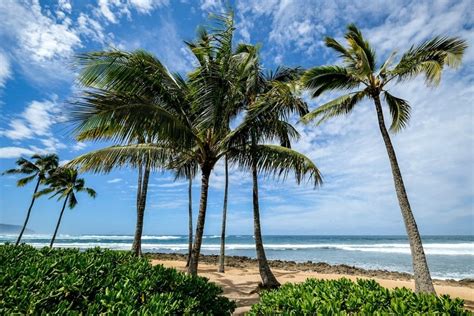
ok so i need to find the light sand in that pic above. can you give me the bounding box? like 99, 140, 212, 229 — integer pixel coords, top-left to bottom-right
151, 259, 474, 315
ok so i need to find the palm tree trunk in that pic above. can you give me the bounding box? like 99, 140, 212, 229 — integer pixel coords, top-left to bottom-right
132, 163, 151, 257
50, 193, 70, 248
188, 164, 212, 275
16, 178, 41, 245
373, 94, 435, 294
218, 156, 229, 273
132, 165, 143, 256
186, 176, 193, 267
252, 160, 280, 288
136, 164, 143, 211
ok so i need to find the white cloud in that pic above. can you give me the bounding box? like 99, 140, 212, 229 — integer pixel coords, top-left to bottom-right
0, 51, 11, 88
59, 159, 71, 166
130, 0, 169, 13
107, 178, 123, 183
1, 98, 64, 140
96, 0, 168, 23
98, 0, 120, 23
0, 1, 81, 63
199, 0, 225, 12
118, 15, 195, 73
0, 147, 35, 159
0, 1, 81, 83
0, 97, 68, 156
72, 142, 87, 151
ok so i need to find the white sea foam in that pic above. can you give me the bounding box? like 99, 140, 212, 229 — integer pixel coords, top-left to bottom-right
1, 234, 183, 241
19, 241, 474, 256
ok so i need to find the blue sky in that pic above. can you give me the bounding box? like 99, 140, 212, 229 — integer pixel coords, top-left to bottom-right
0, 0, 472, 236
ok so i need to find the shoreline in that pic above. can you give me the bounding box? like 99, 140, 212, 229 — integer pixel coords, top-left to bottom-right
148, 253, 474, 315
145, 252, 474, 289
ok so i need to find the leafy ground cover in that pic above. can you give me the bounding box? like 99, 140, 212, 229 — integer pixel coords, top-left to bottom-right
249, 278, 470, 315
0, 244, 235, 315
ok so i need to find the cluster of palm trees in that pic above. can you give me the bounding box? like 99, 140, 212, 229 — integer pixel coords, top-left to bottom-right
5, 12, 466, 294
4, 154, 96, 247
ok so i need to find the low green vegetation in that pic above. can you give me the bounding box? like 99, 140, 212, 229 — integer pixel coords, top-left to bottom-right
0, 244, 235, 315
249, 278, 470, 315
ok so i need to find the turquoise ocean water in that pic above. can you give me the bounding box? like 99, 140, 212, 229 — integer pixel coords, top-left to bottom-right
1, 234, 472, 280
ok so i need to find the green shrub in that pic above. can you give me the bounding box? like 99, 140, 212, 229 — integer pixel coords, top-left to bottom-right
0, 244, 235, 315
249, 278, 471, 315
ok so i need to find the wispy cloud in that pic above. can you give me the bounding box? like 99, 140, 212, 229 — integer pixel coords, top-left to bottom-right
107, 178, 123, 184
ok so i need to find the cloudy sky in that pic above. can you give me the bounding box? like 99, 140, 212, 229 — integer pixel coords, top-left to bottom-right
0, 0, 472, 236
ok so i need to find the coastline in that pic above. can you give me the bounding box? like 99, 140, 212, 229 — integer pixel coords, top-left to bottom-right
146, 252, 474, 288
147, 253, 474, 315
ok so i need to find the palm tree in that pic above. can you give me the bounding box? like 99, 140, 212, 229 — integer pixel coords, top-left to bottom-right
2, 154, 59, 245
68, 12, 320, 277
70, 56, 185, 256
36, 168, 96, 247
217, 156, 229, 273
227, 57, 323, 288
301, 24, 467, 293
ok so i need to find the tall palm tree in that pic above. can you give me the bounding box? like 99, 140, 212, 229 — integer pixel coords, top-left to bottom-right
36, 168, 96, 247
2, 154, 59, 245
301, 24, 467, 293
70, 56, 185, 256
227, 57, 323, 288
67, 12, 321, 277
217, 156, 229, 273
173, 160, 198, 267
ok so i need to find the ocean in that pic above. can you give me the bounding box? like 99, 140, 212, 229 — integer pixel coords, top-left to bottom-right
2, 234, 472, 280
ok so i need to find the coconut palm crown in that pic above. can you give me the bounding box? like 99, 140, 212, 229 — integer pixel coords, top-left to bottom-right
37, 168, 96, 247
3, 154, 59, 245
301, 24, 467, 293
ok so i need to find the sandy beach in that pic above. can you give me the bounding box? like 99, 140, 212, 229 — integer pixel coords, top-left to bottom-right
150, 254, 474, 315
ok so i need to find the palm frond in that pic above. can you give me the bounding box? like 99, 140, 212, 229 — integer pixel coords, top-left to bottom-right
17, 174, 38, 187
389, 36, 467, 85
34, 187, 56, 198
68, 193, 78, 209
383, 91, 411, 132
67, 144, 175, 173
345, 24, 376, 74
71, 90, 196, 147
229, 145, 322, 187
301, 65, 361, 97
85, 188, 97, 198
301, 90, 367, 125
325, 37, 355, 64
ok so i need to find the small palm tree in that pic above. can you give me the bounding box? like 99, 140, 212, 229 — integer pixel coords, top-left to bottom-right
2, 154, 59, 245
37, 168, 96, 247
301, 24, 467, 293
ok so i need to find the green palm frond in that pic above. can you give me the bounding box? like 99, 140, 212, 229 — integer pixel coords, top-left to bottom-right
17, 174, 38, 187
67, 144, 175, 173
76, 50, 182, 103
3, 154, 58, 187
325, 37, 355, 64
34, 187, 56, 198
85, 188, 97, 198
345, 24, 376, 74
68, 193, 78, 209
72, 90, 196, 147
229, 145, 322, 187
37, 167, 95, 209
301, 65, 361, 97
388, 36, 467, 85
383, 91, 411, 132
301, 90, 367, 125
